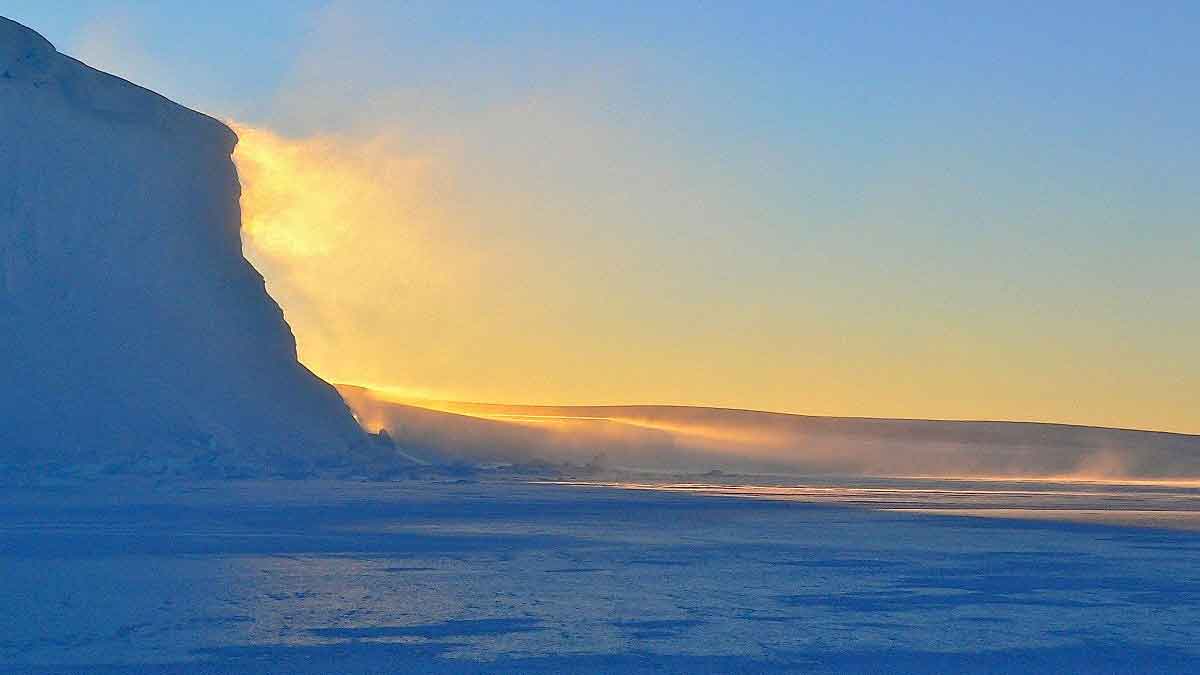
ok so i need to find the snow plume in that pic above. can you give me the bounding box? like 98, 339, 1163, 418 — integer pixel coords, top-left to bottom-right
229, 123, 477, 392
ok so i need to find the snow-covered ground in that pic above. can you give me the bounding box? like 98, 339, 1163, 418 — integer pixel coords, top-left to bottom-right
2, 476, 1198, 673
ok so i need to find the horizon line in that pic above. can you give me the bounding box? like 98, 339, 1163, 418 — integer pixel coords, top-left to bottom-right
334, 381, 1200, 439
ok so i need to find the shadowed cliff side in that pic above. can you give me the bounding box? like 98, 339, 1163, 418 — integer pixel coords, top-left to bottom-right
0, 17, 367, 470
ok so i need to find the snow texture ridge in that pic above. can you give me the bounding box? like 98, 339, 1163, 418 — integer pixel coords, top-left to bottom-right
0, 17, 366, 467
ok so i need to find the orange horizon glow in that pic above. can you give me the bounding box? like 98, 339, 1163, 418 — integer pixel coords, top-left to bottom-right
338, 379, 1200, 439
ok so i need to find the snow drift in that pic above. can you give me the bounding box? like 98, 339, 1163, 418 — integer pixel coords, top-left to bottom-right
0, 17, 365, 467
339, 386, 1200, 480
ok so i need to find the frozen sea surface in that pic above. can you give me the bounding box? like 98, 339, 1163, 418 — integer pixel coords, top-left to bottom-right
1, 477, 1198, 673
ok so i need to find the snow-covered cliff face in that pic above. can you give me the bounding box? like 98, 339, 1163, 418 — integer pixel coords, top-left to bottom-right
0, 17, 365, 466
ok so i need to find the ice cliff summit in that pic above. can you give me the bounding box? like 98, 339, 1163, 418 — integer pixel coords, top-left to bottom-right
0, 17, 366, 471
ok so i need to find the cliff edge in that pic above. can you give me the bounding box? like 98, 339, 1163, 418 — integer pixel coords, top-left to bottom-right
0, 17, 367, 470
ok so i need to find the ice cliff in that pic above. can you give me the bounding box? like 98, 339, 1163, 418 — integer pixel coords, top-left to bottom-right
0, 17, 366, 469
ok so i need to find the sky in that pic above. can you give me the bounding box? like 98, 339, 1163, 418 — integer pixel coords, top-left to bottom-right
6, 2, 1198, 433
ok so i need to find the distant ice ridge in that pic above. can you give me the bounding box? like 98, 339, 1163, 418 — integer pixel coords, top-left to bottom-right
0, 17, 369, 471
340, 386, 1200, 480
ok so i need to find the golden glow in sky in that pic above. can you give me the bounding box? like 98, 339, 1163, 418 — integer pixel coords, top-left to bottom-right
230, 122, 1199, 435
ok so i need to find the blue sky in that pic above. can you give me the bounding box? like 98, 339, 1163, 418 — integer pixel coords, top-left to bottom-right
6, 2, 1198, 432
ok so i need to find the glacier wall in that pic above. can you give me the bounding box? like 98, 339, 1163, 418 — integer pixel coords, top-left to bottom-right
0, 17, 365, 466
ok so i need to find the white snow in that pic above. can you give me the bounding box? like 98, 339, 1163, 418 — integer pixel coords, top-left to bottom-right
1, 476, 1197, 672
